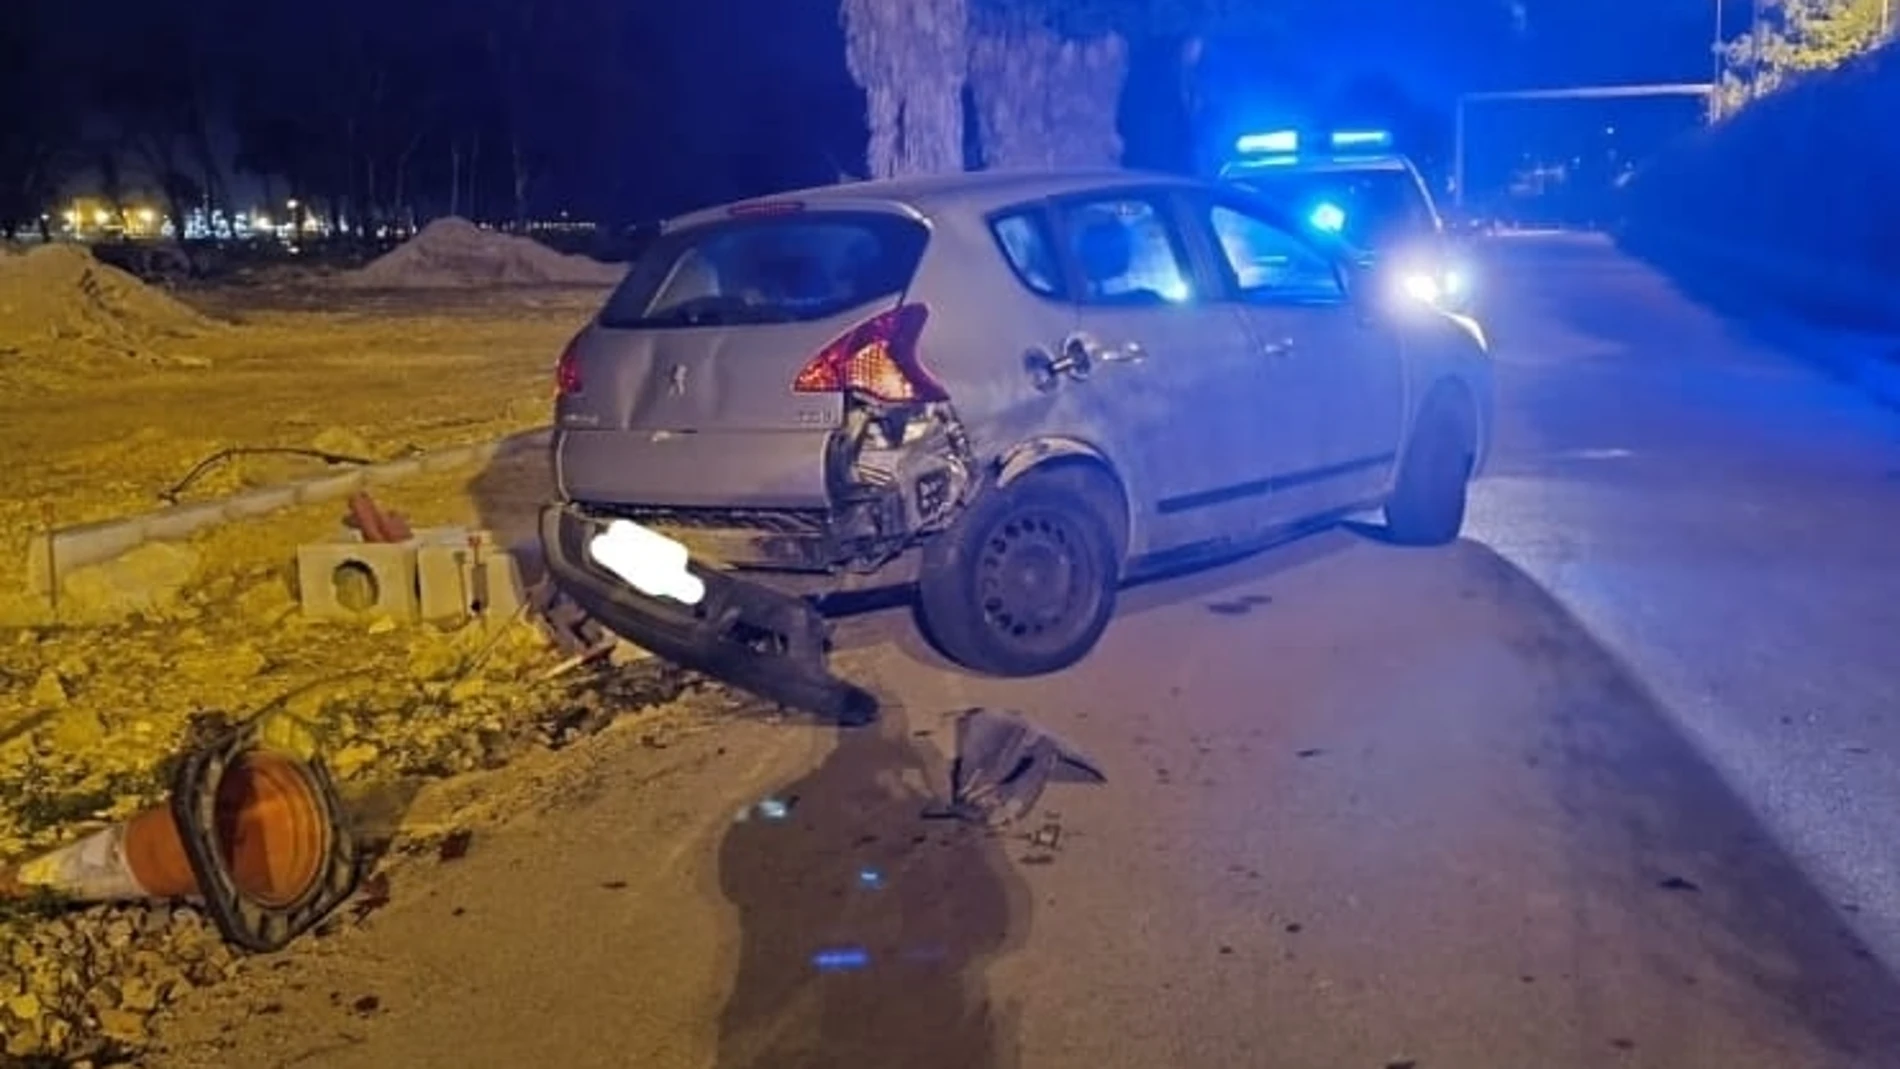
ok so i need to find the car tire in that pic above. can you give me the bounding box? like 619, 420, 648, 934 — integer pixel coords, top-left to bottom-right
1384, 395, 1475, 547
916, 466, 1122, 677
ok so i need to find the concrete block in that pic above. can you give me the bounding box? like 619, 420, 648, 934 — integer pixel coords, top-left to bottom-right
141, 502, 233, 542
412, 525, 474, 547
224, 485, 303, 519
415, 531, 525, 624
26, 522, 147, 596
480, 549, 527, 623
296, 470, 368, 505
296, 542, 419, 621
420, 446, 479, 473
415, 543, 474, 622
362, 458, 426, 486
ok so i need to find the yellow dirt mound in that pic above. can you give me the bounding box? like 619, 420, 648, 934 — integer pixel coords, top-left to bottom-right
0, 244, 218, 372
337, 217, 625, 290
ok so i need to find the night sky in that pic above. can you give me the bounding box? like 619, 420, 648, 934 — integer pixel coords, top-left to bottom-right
5, 0, 1727, 228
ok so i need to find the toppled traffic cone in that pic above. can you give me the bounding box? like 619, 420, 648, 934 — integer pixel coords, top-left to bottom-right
0, 721, 362, 953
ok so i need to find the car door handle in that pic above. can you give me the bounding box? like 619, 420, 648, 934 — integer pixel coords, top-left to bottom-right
1258, 337, 1295, 359
1058, 333, 1145, 372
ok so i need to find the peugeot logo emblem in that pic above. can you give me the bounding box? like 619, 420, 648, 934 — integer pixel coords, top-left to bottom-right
667, 364, 688, 397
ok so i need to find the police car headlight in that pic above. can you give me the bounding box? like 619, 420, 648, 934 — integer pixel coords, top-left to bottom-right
1401, 271, 1441, 304
1395, 265, 1472, 311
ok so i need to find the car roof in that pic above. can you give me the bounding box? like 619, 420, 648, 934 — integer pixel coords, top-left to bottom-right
1221, 154, 1417, 179
664, 169, 1205, 232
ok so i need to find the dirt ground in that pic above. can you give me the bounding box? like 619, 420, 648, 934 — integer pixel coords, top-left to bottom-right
0, 281, 602, 614
0, 262, 707, 1065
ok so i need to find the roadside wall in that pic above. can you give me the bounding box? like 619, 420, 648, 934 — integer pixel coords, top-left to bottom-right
1617, 41, 1900, 334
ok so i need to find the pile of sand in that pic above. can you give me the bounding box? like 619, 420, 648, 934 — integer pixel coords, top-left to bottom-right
0, 244, 217, 368
336, 217, 626, 290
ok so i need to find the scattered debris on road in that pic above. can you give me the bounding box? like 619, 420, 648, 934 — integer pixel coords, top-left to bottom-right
436, 829, 474, 863
925, 708, 1104, 827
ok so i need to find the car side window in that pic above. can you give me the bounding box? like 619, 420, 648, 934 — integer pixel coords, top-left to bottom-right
989, 209, 1065, 299
1206, 203, 1343, 304
1057, 196, 1194, 306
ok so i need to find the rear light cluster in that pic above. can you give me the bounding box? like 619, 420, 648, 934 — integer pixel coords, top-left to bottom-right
555, 335, 583, 397
793, 303, 947, 404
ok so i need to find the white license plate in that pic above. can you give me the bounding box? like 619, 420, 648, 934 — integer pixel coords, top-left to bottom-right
587, 520, 707, 606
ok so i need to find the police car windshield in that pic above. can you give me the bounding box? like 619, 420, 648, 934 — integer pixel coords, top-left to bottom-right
1235, 169, 1432, 251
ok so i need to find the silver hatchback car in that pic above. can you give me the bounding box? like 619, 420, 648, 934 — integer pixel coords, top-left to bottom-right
540, 169, 1492, 716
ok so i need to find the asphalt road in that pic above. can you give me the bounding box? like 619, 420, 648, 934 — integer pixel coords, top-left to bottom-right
152, 235, 1900, 1069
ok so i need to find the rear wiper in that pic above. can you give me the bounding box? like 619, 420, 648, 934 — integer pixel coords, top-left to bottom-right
632, 302, 800, 328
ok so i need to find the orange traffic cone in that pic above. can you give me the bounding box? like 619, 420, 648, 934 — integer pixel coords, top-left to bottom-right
0, 748, 352, 947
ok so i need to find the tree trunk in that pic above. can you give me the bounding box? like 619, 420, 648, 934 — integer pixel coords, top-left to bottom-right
511, 130, 529, 227
394, 132, 422, 227
840, 0, 968, 178
187, 81, 227, 219
467, 132, 482, 221
449, 141, 463, 218
968, 19, 1128, 170
368, 157, 383, 228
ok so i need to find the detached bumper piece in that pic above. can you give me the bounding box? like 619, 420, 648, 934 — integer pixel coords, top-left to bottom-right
539, 504, 878, 726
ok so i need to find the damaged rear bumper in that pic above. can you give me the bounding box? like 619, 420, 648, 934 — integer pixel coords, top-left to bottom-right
538, 503, 878, 724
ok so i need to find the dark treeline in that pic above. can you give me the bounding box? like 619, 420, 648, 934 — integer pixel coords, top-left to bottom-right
0, 0, 866, 238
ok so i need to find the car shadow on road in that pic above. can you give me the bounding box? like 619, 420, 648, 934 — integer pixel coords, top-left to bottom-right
1467, 545, 1900, 1062
824, 525, 1367, 674
709, 710, 1030, 1069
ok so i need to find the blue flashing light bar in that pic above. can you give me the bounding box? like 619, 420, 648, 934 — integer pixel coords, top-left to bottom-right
1236, 129, 1299, 154
1330, 129, 1393, 150
1308, 202, 1347, 233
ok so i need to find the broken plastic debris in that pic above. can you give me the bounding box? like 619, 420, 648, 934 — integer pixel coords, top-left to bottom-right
735, 796, 794, 824
926, 708, 1105, 827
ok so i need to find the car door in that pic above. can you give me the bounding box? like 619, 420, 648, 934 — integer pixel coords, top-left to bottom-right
1184, 192, 1406, 525
1044, 188, 1276, 551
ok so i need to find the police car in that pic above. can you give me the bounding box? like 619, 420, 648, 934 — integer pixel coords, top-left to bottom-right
1218, 129, 1474, 314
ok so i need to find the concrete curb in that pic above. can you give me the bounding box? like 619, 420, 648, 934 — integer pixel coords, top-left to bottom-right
24, 428, 552, 597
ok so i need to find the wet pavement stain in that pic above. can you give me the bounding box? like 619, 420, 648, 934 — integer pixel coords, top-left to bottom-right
714, 718, 1026, 1069
1205, 593, 1273, 617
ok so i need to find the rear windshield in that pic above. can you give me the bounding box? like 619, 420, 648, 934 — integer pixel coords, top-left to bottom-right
599, 211, 929, 329
1233, 169, 1433, 249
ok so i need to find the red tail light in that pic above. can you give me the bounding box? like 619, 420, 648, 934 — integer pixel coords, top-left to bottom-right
792, 304, 946, 404
555, 336, 583, 397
